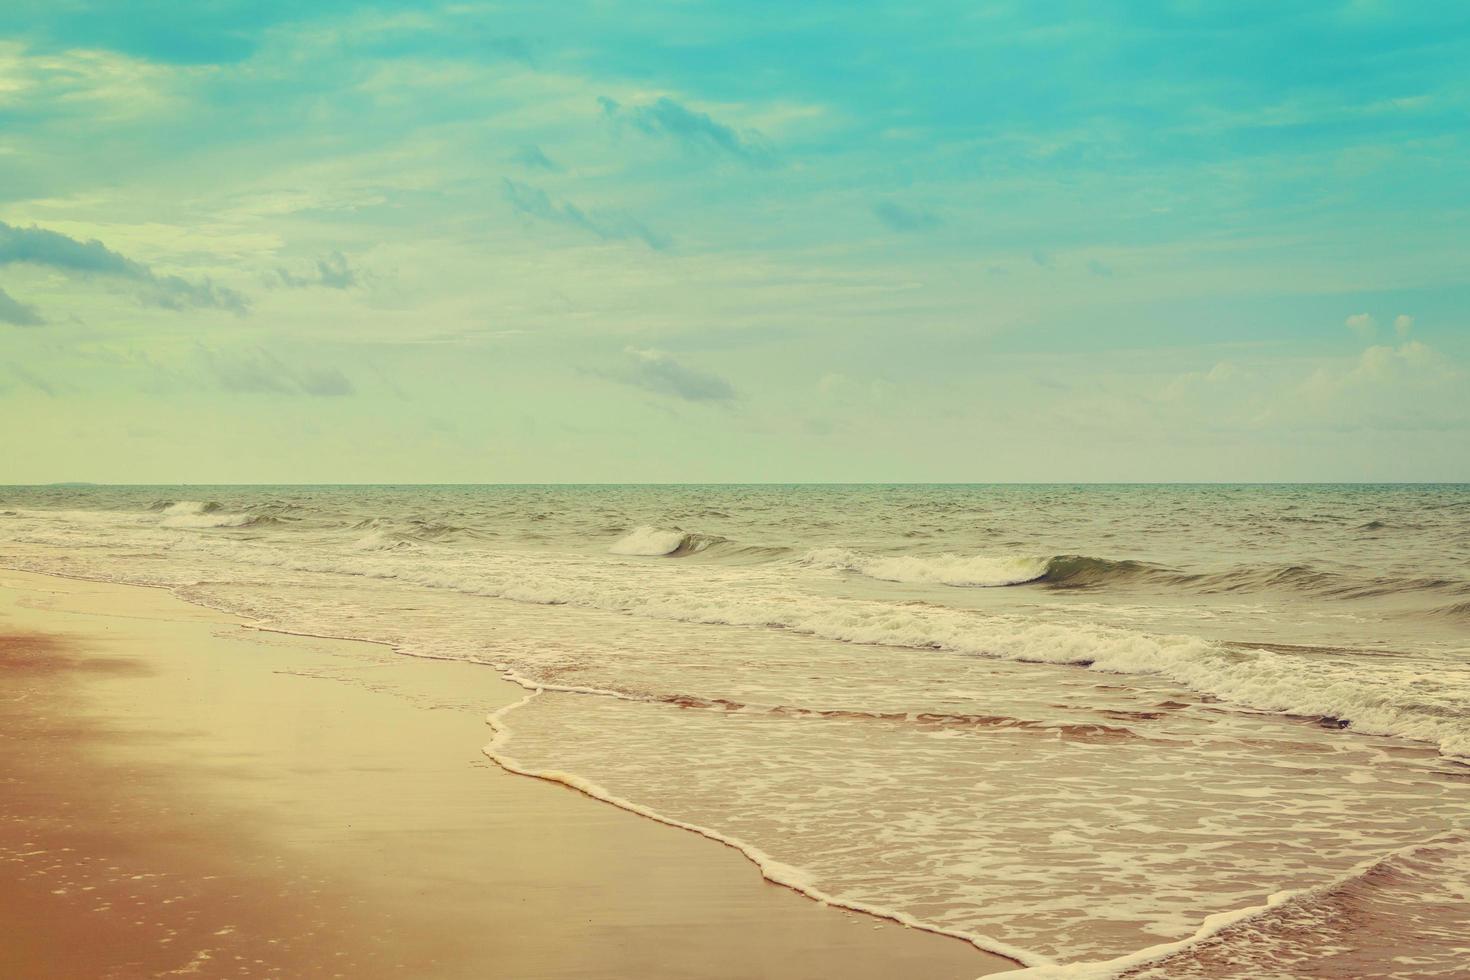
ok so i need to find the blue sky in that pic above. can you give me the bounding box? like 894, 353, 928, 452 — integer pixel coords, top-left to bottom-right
1, 1, 1467, 481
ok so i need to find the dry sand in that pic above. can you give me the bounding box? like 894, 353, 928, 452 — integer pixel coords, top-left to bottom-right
0, 569, 1016, 979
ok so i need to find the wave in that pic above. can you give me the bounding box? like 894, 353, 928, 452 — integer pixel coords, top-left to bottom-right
154, 499, 222, 515
798, 549, 1160, 589
144, 499, 261, 529
111, 534, 1465, 760
482, 688, 1047, 969
655, 693, 1149, 742
1104, 834, 1470, 979
347, 517, 473, 547
6, 507, 1468, 759
160, 511, 260, 529
1194, 564, 1467, 600
351, 529, 423, 551
609, 525, 725, 557
1040, 555, 1162, 588
798, 548, 1051, 587
799, 548, 1470, 602
1428, 599, 1470, 622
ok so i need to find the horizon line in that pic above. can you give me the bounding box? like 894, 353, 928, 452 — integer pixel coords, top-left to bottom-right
8, 481, 1469, 489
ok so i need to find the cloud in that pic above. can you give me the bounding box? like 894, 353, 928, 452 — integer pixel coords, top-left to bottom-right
502, 178, 670, 250
200, 347, 355, 397
0, 285, 43, 326
315, 252, 357, 289
0, 220, 248, 314
1344, 312, 1376, 338
297, 367, 355, 397
7, 364, 55, 396
512, 144, 559, 171
0, 220, 145, 276
278, 251, 358, 289
1394, 313, 1414, 337
599, 96, 772, 166
1286, 340, 1465, 430
871, 201, 940, 232
611, 347, 736, 402
1087, 259, 1115, 277
1160, 361, 1243, 402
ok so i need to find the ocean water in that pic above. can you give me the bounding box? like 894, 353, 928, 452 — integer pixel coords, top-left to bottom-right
2, 484, 1468, 976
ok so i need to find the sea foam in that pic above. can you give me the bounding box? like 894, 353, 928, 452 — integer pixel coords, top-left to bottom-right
798, 547, 1051, 587
609, 525, 721, 557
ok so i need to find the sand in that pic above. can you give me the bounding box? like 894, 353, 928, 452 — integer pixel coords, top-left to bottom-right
0, 569, 1016, 979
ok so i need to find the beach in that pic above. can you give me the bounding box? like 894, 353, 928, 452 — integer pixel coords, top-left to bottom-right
3, 485, 1468, 978
0, 569, 1014, 979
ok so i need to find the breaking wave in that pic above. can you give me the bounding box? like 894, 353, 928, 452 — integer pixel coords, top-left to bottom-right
796, 548, 1468, 601
797, 549, 1159, 589
153, 499, 222, 515
347, 517, 475, 549
609, 525, 725, 557
160, 512, 261, 529
798, 548, 1051, 587
1428, 599, 1470, 622
85, 533, 1463, 760
155, 501, 262, 529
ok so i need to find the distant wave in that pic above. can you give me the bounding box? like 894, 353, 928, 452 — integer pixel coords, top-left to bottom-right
609, 525, 725, 557
797, 548, 1470, 602
161, 512, 261, 529
153, 499, 222, 515
1428, 599, 1470, 622
1192, 564, 1468, 600
153, 499, 262, 529
347, 517, 473, 549
798, 549, 1158, 589
798, 548, 1050, 587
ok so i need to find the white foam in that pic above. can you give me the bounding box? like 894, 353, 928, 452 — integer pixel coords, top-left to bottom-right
350, 529, 417, 551
799, 547, 1050, 587
151, 500, 257, 528
18, 512, 1463, 759
609, 525, 693, 556
999, 835, 1468, 979
160, 512, 255, 529
481, 688, 1048, 970
159, 501, 215, 516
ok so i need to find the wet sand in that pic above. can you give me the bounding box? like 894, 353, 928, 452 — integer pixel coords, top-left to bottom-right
0, 570, 1016, 979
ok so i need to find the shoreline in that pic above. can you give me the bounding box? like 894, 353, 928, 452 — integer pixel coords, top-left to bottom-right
0, 568, 1017, 979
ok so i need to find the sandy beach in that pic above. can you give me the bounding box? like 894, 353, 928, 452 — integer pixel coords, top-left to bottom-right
0, 569, 1015, 979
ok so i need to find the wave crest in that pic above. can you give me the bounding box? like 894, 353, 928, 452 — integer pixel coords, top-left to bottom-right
798, 549, 1158, 589
154, 500, 222, 515
152, 500, 260, 529
1041, 554, 1158, 587
609, 525, 724, 557
798, 548, 1051, 587
160, 511, 260, 529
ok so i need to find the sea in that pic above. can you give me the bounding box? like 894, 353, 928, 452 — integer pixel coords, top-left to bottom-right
2, 484, 1467, 977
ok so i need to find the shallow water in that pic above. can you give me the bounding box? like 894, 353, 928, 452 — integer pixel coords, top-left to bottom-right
2, 484, 1467, 975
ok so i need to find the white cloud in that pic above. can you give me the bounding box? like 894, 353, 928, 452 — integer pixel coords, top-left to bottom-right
0, 41, 201, 118
1289, 340, 1464, 430
1344, 312, 1376, 338
1159, 360, 1241, 401
1394, 313, 1414, 337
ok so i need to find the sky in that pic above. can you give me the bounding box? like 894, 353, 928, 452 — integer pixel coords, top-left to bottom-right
1, 1, 1467, 483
